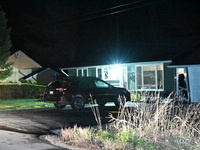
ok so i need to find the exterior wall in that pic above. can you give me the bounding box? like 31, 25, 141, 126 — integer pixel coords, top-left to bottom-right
88, 68, 96, 76
63, 61, 173, 94
188, 66, 200, 103
3, 68, 32, 83
37, 69, 60, 85
164, 63, 176, 96
68, 69, 77, 76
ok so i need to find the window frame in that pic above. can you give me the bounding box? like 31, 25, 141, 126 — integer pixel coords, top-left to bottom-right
135, 64, 164, 91
96, 67, 109, 80
77, 68, 88, 77
97, 68, 102, 79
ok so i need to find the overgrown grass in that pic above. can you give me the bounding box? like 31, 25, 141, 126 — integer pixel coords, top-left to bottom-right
0, 99, 54, 111
46, 94, 200, 150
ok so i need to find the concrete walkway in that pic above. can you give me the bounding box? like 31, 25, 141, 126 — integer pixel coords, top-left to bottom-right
0, 130, 65, 150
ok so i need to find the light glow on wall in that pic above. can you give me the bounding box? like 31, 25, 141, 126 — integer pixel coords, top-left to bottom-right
108, 65, 123, 80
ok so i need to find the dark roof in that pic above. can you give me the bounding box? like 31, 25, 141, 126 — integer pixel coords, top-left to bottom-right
169, 44, 200, 66
20, 68, 60, 80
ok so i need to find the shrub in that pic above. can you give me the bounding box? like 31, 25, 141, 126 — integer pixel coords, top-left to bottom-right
0, 83, 45, 99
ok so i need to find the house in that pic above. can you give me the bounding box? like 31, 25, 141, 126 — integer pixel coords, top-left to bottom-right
60, 43, 200, 103
4, 50, 42, 83
3, 50, 60, 85
168, 46, 200, 103
61, 60, 175, 97
20, 67, 61, 85
61, 44, 200, 102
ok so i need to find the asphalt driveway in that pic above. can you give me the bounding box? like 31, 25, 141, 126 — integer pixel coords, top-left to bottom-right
0, 105, 119, 150
0, 102, 151, 149
0, 102, 153, 134
0, 106, 114, 133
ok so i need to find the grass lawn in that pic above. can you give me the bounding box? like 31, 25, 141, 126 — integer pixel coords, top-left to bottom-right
0, 99, 54, 111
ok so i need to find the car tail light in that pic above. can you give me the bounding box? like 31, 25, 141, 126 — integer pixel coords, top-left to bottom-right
56, 88, 67, 92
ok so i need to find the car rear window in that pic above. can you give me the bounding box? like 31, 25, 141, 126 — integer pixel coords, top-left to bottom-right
48, 81, 62, 87
48, 80, 68, 87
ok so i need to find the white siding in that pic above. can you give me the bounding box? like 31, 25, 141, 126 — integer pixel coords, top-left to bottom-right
4, 68, 32, 83
188, 66, 200, 103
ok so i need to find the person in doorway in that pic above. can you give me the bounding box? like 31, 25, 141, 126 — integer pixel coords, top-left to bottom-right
178, 74, 188, 98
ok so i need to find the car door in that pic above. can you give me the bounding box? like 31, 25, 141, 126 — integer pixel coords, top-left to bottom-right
79, 79, 95, 101
93, 79, 116, 103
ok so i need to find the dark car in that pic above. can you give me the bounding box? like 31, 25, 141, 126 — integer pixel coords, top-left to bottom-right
42, 77, 131, 110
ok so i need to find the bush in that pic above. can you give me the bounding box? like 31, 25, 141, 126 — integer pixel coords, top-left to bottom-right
0, 83, 45, 99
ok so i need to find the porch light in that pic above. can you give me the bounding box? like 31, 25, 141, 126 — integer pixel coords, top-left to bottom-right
109, 65, 123, 80
113, 65, 122, 72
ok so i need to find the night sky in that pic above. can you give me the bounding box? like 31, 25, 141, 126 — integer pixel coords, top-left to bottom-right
0, 0, 200, 69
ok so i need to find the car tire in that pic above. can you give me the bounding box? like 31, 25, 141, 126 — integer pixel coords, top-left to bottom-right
71, 94, 86, 110
54, 103, 66, 109
114, 94, 126, 108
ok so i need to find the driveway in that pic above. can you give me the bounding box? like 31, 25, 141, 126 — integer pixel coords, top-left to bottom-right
0, 105, 118, 149
0, 102, 152, 134
0, 105, 118, 132
0, 130, 66, 150
1, 102, 194, 149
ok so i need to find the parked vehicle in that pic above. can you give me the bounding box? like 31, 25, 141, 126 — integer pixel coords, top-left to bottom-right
42, 77, 131, 110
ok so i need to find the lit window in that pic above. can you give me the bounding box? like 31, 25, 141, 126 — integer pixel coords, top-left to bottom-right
143, 66, 156, 89
136, 65, 163, 90
97, 68, 102, 79
104, 68, 108, 79
96, 68, 108, 79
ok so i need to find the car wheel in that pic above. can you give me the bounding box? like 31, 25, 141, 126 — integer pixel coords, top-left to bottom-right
54, 103, 66, 109
71, 94, 85, 110
115, 94, 126, 108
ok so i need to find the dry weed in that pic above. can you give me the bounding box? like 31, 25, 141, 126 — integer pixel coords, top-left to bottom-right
51, 93, 200, 150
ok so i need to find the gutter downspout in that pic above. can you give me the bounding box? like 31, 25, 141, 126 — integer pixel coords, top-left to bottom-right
61, 68, 69, 77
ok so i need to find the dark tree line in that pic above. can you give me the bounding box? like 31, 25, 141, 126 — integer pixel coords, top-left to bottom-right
0, 7, 13, 81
